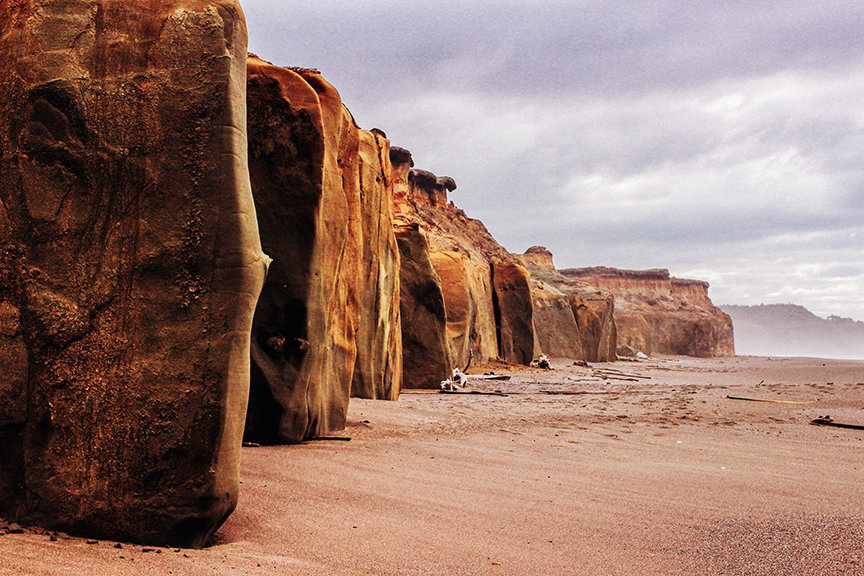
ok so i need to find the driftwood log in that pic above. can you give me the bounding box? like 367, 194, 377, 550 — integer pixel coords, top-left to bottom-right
811, 418, 864, 431
726, 395, 817, 405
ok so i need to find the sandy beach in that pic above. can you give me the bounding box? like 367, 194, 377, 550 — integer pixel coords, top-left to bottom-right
2, 355, 862, 575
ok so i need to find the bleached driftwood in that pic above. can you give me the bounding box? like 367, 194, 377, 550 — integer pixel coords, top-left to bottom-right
440, 351, 474, 391
440, 367, 469, 391
530, 354, 551, 369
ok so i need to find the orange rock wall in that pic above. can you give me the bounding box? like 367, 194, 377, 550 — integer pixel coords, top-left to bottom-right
392, 158, 537, 380
392, 168, 624, 371
561, 267, 734, 357
570, 292, 617, 362
245, 57, 401, 443
352, 131, 402, 400
492, 263, 536, 365
400, 168, 499, 369
517, 248, 617, 362
394, 223, 451, 388
0, 0, 265, 547
530, 284, 585, 359
429, 250, 498, 369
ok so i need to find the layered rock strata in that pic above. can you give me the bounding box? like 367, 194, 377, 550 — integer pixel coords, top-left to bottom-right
244, 56, 401, 443
561, 267, 734, 357
517, 247, 617, 362
0, 1, 265, 547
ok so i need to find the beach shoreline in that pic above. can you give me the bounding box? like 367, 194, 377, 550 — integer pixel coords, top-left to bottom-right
2, 355, 862, 575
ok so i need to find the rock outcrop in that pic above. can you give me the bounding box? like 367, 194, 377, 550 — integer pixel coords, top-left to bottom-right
394, 223, 451, 389
352, 131, 402, 401
244, 56, 401, 443
0, 1, 265, 547
391, 152, 538, 386
562, 267, 734, 357
391, 160, 624, 378
517, 247, 617, 362
490, 262, 536, 364
400, 167, 500, 369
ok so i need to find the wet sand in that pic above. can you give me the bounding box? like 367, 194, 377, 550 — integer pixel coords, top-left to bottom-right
2, 356, 863, 575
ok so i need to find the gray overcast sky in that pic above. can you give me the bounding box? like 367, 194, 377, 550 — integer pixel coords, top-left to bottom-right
243, 1, 864, 321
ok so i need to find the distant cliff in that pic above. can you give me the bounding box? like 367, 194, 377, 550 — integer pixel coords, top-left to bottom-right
721, 304, 864, 359
562, 267, 734, 357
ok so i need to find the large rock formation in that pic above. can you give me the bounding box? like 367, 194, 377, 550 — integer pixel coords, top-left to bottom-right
0, 1, 265, 547
391, 152, 537, 387
244, 56, 401, 443
394, 223, 451, 389
352, 131, 402, 401
391, 158, 623, 378
517, 247, 617, 362
490, 262, 536, 365
562, 267, 734, 357
399, 169, 500, 369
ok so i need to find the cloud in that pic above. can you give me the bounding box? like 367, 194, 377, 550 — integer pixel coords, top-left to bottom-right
242, 1, 864, 320
245, 1, 864, 95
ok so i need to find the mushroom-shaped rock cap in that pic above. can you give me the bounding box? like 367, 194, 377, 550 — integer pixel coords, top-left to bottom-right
409, 169, 440, 191
390, 146, 414, 167
437, 176, 457, 192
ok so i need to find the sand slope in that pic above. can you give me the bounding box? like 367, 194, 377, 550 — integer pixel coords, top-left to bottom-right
1, 356, 862, 575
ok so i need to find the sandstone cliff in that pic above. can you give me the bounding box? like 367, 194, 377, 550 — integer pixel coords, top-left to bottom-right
352, 131, 403, 400
562, 267, 734, 357
0, 0, 265, 547
394, 223, 452, 389
391, 152, 537, 387
244, 56, 401, 444
0, 0, 737, 550
517, 247, 617, 362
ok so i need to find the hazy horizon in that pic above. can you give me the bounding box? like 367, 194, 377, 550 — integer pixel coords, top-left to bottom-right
242, 1, 864, 323
721, 303, 864, 359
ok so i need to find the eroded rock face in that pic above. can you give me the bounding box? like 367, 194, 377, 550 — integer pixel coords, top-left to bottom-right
570, 292, 617, 362
561, 267, 734, 357
394, 224, 451, 388
429, 250, 497, 369
0, 0, 265, 547
245, 56, 402, 442
491, 263, 535, 365
392, 155, 536, 377
517, 247, 617, 362
529, 283, 585, 359
352, 131, 402, 401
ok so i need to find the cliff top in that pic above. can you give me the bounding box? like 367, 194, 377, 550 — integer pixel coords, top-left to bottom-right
561, 266, 671, 280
